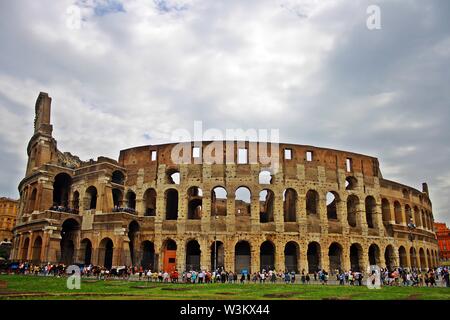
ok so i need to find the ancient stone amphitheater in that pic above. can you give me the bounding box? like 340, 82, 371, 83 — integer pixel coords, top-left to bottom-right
11, 93, 439, 274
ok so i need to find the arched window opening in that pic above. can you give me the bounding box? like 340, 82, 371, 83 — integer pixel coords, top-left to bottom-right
368, 244, 380, 266
306, 190, 319, 215
80, 239, 92, 265
399, 246, 408, 268
365, 196, 376, 228
394, 201, 403, 225
326, 192, 339, 220
125, 191, 137, 213
60, 219, 80, 265
111, 170, 125, 185
187, 187, 203, 220
143, 188, 157, 216
258, 170, 272, 184
99, 238, 114, 269
112, 188, 123, 211
72, 191, 80, 214
85, 186, 98, 210
165, 189, 179, 220
166, 169, 180, 185
350, 243, 363, 272
141, 241, 155, 270
384, 245, 396, 271
347, 195, 359, 227
345, 176, 357, 190
235, 187, 251, 216
211, 187, 227, 217
259, 189, 274, 223
53, 173, 72, 208
381, 198, 390, 223
283, 188, 297, 222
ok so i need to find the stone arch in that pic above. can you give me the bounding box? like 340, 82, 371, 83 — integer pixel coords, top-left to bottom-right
419, 248, 426, 270
28, 188, 37, 213
112, 188, 123, 209
284, 241, 300, 273
368, 243, 381, 266
426, 249, 432, 269
283, 188, 297, 222
111, 170, 125, 185
384, 245, 396, 270
85, 186, 98, 210
166, 168, 180, 185
381, 198, 391, 223
143, 188, 157, 216
80, 238, 92, 265
347, 195, 359, 227
53, 172, 72, 207
98, 238, 114, 269
306, 190, 319, 215
235, 187, 251, 216
394, 201, 402, 225
345, 176, 358, 190
162, 238, 177, 272
399, 246, 407, 268
211, 240, 224, 271
186, 239, 201, 271
165, 188, 179, 220
410, 247, 418, 269
405, 204, 413, 225
21, 237, 30, 260
235, 240, 251, 274
350, 243, 363, 272
414, 206, 421, 228
60, 218, 80, 265
365, 196, 377, 228
72, 191, 80, 213
259, 189, 275, 223
187, 186, 203, 220
128, 220, 140, 265
258, 170, 272, 185
141, 240, 155, 270
32, 236, 42, 264
326, 191, 339, 220
125, 190, 137, 212
307, 241, 321, 273
260, 240, 275, 271
328, 242, 343, 273
211, 186, 227, 217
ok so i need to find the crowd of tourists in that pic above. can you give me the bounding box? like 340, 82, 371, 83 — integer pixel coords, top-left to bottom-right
3, 261, 450, 287
48, 205, 79, 214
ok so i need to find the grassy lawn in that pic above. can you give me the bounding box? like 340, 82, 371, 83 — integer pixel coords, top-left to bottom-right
0, 275, 449, 300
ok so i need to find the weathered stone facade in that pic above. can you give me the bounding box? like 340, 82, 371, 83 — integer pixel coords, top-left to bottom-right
0, 197, 18, 243
10, 92, 439, 274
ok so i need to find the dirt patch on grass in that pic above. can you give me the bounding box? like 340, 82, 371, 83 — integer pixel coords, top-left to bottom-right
322, 296, 352, 300
263, 292, 304, 298
217, 292, 235, 296
405, 294, 423, 300
161, 287, 192, 291
130, 285, 159, 289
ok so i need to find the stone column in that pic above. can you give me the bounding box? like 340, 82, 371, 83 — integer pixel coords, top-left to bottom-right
201, 192, 211, 233
250, 193, 260, 233
251, 242, 260, 273
275, 241, 284, 272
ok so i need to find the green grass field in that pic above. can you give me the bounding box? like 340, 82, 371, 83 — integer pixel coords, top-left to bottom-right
0, 275, 449, 300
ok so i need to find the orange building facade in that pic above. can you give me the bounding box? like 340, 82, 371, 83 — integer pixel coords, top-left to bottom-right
435, 222, 450, 261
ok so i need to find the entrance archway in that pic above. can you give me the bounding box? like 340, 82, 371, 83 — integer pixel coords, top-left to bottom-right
328, 242, 343, 273
399, 246, 407, 268
80, 239, 92, 265
260, 241, 275, 271
368, 244, 381, 266
384, 245, 396, 270
350, 243, 363, 272
99, 238, 114, 269
60, 219, 79, 265
186, 240, 201, 271
32, 236, 42, 264
141, 241, 155, 270
307, 242, 321, 273
235, 241, 251, 274
162, 239, 177, 272
210, 241, 224, 271
284, 241, 299, 273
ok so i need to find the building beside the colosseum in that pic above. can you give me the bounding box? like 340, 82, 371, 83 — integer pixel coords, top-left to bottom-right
435, 222, 450, 262
0, 197, 18, 259
10, 92, 439, 273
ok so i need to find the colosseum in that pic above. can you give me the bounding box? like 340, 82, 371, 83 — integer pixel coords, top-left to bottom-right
10, 92, 439, 275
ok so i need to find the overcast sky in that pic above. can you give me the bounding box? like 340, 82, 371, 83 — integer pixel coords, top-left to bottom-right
0, 0, 449, 224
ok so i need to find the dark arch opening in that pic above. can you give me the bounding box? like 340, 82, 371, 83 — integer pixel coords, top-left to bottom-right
187, 187, 203, 219
141, 241, 155, 270
99, 238, 113, 269
80, 239, 92, 265
347, 195, 359, 227
307, 242, 321, 273
128, 221, 140, 266
350, 243, 362, 272
345, 176, 357, 190
259, 189, 274, 223
53, 173, 72, 207
384, 245, 395, 271
235, 241, 251, 274
186, 240, 201, 271
306, 190, 319, 215
326, 192, 339, 220
165, 189, 179, 220
111, 170, 125, 185
60, 219, 79, 265
143, 188, 157, 216
283, 189, 297, 222
85, 186, 98, 210
210, 241, 224, 271
365, 196, 376, 228
260, 241, 275, 271
32, 236, 42, 264
284, 241, 299, 273
368, 244, 380, 265
328, 242, 343, 273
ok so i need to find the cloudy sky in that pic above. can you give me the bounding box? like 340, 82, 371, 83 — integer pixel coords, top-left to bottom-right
0, 0, 449, 223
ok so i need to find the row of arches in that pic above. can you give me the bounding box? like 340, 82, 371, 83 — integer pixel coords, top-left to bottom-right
381, 198, 434, 231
